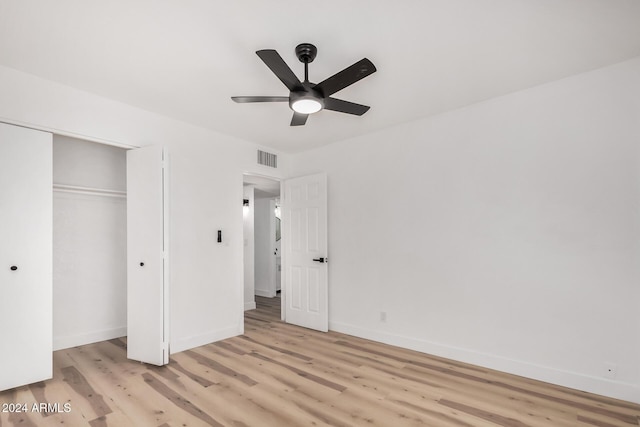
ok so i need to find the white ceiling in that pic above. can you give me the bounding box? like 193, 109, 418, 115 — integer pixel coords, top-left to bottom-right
1, 1, 639, 153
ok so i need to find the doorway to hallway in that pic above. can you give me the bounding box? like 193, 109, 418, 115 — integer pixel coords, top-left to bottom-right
243, 174, 281, 317
243, 172, 329, 333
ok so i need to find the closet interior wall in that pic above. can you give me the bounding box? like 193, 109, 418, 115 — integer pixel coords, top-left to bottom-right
52, 135, 127, 350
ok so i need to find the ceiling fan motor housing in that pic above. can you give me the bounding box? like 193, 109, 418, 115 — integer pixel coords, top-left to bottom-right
295, 43, 317, 63
292, 44, 323, 112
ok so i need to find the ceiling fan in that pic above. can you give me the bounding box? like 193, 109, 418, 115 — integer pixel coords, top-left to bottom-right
231, 43, 376, 126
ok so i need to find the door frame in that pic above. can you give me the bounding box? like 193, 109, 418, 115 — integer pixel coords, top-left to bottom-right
242, 173, 286, 322
279, 178, 286, 322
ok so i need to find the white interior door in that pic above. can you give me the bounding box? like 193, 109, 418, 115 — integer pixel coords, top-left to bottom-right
0, 123, 53, 390
282, 173, 328, 332
126, 146, 169, 366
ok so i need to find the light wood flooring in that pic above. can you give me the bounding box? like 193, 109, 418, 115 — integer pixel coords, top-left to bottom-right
2, 296, 639, 426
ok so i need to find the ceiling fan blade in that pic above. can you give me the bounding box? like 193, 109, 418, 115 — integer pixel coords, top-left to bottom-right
314, 58, 376, 97
231, 96, 289, 103
290, 112, 308, 126
256, 50, 302, 91
324, 97, 370, 116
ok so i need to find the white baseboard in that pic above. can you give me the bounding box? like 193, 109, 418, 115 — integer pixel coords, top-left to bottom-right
170, 326, 240, 354
254, 289, 275, 298
329, 321, 640, 404
53, 326, 127, 351
244, 301, 256, 311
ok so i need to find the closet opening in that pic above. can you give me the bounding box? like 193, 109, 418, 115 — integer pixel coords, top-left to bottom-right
52, 135, 128, 351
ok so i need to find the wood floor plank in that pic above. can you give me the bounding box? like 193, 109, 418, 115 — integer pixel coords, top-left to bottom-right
439, 398, 533, 427
61, 366, 112, 418
183, 349, 258, 387
141, 372, 223, 427
166, 359, 216, 388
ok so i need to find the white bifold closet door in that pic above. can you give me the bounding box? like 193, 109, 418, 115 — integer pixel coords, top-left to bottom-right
126, 146, 169, 366
0, 123, 53, 391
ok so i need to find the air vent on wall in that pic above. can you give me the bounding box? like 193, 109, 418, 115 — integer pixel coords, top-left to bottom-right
257, 150, 277, 168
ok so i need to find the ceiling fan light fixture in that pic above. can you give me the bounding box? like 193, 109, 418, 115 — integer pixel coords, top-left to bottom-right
291, 98, 323, 114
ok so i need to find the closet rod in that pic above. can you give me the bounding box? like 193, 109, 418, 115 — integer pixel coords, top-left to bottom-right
53, 183, 126, 198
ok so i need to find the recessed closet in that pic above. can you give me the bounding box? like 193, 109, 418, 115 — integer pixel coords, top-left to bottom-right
1, 125, 131, 391
52, 135, 127, 351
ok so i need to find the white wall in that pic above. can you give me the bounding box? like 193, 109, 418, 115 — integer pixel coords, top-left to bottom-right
0, 64, 290, 354
291, 57, 640, 403
52, 135, 127, 350
53, 135, 127, 189
243, 185, 256, 310
254, 197, 275, 297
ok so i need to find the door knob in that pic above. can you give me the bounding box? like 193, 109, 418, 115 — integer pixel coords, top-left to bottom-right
312, 257, 327, 263
10, 265, 18, 271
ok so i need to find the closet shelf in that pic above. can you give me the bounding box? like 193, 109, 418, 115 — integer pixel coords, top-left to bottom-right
53, 183, 126, 198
